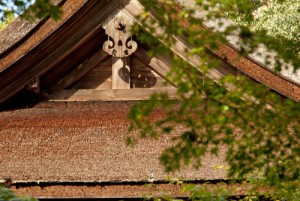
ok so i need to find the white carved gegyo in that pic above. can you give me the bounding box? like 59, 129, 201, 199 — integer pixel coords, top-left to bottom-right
103, 11, 137, 58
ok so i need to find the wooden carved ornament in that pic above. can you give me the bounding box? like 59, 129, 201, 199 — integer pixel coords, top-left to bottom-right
103, 11, 137, 58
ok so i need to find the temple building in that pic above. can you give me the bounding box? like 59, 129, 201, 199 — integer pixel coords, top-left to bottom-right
0, 0, 299, 199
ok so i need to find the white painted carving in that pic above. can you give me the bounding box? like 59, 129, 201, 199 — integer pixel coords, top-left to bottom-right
103, 10, 137, 58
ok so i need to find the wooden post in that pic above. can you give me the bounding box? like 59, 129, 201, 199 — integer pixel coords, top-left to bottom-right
112, 57, 130, 89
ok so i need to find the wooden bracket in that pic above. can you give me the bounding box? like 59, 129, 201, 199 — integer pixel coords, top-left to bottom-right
26, 77, 40, 93
102, 10, 137, 58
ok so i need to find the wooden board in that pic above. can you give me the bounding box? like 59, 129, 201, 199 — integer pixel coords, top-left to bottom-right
65, 50, 175, 92
130, 55, 173, 89
47, 88, 178, 101
71, 56, 112, 90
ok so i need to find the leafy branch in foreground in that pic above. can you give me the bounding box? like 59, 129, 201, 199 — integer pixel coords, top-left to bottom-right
0, 186, 37, 201
0, 0, 61, 22
128, 0, 300, 199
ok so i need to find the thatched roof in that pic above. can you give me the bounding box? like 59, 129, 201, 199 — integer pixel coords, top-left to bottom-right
0, 0, 86, 72
0, 0, 64, 55
0, 101, 227, 183
178, 0, 300, 85
0, 101, 230, 198
0, 0, 299, 198
0, 0, 299, 102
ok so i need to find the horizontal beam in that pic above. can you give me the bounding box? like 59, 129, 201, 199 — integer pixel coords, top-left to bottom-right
8, 181, 253, 199
46, 88, 178, 101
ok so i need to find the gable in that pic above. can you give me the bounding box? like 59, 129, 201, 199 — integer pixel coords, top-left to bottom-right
70, 55, 171, 90
0, 0, 300, 105
37, 8, 177, 101
44, 47, 177, 101
0, 1, 180, 103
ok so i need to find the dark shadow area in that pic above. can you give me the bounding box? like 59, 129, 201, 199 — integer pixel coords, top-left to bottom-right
0, 88, 46, 111
130, 65, 157, 88
10, 180, 274, 201
118, 65, 131, 84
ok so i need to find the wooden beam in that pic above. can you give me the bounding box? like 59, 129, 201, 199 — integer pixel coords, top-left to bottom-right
123, 0, 232, 88
112, 57, 131, 89
46, 88, 178, 101
50, 49, 109, 91
0, 0, 121, 104
134, 47, 171, 79
134, 47, 185, 88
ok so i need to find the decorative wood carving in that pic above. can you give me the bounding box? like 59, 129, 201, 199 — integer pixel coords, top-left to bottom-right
103, 10, 137, 58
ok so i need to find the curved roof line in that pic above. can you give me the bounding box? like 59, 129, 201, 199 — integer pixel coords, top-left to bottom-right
0, 0, 299, 103
0, 0, 65, 56
0, 0, 88, 72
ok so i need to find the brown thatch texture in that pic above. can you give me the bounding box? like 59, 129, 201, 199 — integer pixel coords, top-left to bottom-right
213, 44, 300, 101
10, 182, 252, 198
0, 19, 40, 54
0, 0, 65, 55
0, 101, 227, 183
0, 0, 87, 71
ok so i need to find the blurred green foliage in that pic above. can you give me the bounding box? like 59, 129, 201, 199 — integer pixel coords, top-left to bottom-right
0, 187, 37, 201
0, 11, 14, 30
1, 0, 300, 200
128, 0, 300, 200
0, 0, 61, 22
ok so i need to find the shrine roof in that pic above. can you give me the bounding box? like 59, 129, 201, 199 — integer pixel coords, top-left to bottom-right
0, 0, 299, 103
0, 101, 227, 183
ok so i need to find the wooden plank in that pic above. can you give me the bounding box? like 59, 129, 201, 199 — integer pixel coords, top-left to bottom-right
94, 64, 113, 71
131, 77, 170, 88
123, 0, 229, 86
46, 88, 178, 101
134, 47, 174, 82
72, 62, 112, 90
112, 57, 131, 89
78, 71, 112, 79
130, 71, 159, 78
131, 55, 147, 67
130, 53, 175, 88
40, 30, 107, 89
50, 49, 109, 91
72, 78, 112, 90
